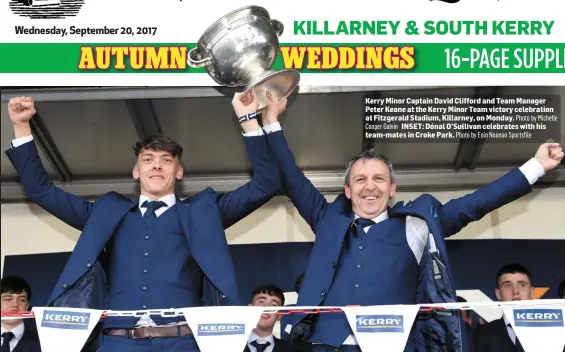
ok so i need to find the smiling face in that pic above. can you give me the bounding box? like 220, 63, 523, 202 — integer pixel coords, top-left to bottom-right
131, 135, 184, 199
133, 148, 183, 199
344, 158, 396, 219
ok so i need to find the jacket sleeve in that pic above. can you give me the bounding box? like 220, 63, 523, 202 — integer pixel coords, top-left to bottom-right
5, 140, 94, 230
439, 168, 532, 238
265, 129, 328, 233
215, 134, 281, 229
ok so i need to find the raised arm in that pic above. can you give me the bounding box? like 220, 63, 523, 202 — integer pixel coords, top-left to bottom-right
440, 143, 563, 237
4, 97, 94, 230
214, 90, 282, 228
261, 92, 329, 232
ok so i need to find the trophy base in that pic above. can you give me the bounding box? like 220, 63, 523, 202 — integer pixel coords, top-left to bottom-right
244, 69, 300, 111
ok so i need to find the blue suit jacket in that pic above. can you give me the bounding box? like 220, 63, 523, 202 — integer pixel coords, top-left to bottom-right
265, 130, 532, 351
5, 134, 281, 309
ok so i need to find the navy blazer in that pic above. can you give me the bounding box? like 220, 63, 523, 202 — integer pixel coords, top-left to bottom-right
5, 134, 281, 309
265, 129, 533, 351
12, 326, 42, 352
474, 318, 520, 352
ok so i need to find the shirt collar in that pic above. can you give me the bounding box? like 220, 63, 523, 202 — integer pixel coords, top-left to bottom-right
354, 210, 389, 224
1, 321, 25, 339
248, 332, 275, 345
138, 194, 176, 209
503, 313, 511, 327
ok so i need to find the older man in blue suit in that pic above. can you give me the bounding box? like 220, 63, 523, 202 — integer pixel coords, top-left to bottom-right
259, 94, 563, 352
5, 92, 281, 352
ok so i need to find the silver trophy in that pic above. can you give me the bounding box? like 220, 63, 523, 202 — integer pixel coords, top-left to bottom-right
187, 6, 300, 110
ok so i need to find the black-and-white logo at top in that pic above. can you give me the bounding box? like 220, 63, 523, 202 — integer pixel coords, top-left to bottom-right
9, 0, 85, 19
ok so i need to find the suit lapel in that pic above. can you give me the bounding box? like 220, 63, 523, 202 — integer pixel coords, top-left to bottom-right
176, 199, 193, 249
12, 339, 29, 352
49, 197, 139, 304
297, 212, 352, 309
176, 196, 240, 304
328, 199, 355, 272
13, 336, 36, 352
272, 337, 291, 352
95, 198, 139, 252
73, 196, 138, 257
493, 318, 519, 351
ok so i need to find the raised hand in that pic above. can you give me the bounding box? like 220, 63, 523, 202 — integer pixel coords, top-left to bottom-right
232, 89, 259, 118
262, 90, 287, 125
8, 96, 36, 125
534, 142, 564, 171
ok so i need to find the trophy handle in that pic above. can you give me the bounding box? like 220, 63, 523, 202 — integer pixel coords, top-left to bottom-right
187, 47, 212, 68
270, 19, 284, 37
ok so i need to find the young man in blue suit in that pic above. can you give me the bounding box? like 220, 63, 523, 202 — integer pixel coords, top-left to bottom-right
259, 94, 563, 352
5, 92, 281, 352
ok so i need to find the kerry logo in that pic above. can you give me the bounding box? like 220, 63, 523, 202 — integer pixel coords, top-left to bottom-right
9, 0, 85, 19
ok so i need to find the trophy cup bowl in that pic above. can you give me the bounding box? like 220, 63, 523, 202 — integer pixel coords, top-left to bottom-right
187, 6, 300, 111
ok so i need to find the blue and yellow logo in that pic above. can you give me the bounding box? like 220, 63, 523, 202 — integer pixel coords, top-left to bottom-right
198, 323, 245, 336
513, 309, 564, 328
41, 310, 90, 330
356, 315, 404, 333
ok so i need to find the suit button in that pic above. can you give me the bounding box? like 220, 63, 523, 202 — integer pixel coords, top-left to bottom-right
354, 284, 360, 288
356, 264, 362, 269
332, 262, 337, 268
144, 252, 149, 257
86, 263, 92, 268
144, 236, 149, 240
142, 286, 147, 291
142, 305, 147, 309
63, 284, 68, 289
321, 290, 326, 297
358, 245, 363, 250
143, 269, 148, 274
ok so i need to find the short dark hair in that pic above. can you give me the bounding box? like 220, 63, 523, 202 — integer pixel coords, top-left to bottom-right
345, 149, 395, 185
1, 276, 32, 301
252, 284, 285, 306
295, 273, 305, 293
558, 280, 565, 299
133, 134, 183, 159
496, 263, 532, 288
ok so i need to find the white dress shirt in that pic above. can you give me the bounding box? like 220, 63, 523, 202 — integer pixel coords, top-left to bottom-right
247, 332, 275, 352
1, 323, 25, 352
503, 314, 517, 344
138, 194, 176, 218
